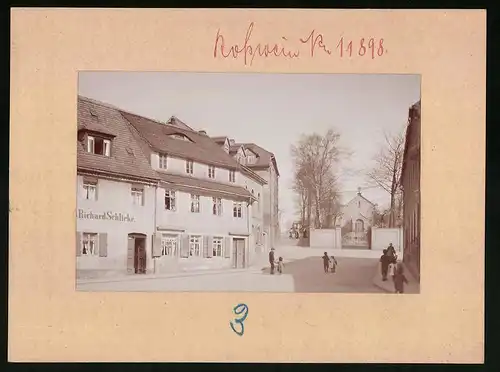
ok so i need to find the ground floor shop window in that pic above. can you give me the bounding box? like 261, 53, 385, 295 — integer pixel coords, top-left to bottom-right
82, 233, 98, 256
189, 235, 202, 257
212, 237, 225, 257
161, 234, 178, 256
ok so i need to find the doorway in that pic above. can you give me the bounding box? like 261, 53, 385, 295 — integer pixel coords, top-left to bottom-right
127, 233, 147, 274
232, 238, 246, 269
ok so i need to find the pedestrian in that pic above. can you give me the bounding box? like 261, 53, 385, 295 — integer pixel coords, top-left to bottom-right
388, 260, 397, 281
387, 243, 397, 260
329, 255, 338, 273
322, 252, 331, 273
277, 257, 284, 274
269, 248, 276, 275
380, 249, 391, 281
393, 263, 409, 293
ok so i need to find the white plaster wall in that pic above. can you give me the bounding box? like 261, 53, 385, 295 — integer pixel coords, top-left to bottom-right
371, 227, 404, 258
151, 153, 241, 185
156, 188, 249, 236
76, 176, 156, 271
310, 228, 342, 249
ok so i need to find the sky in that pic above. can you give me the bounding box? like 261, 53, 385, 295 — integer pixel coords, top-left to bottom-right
78, 72, 421, 230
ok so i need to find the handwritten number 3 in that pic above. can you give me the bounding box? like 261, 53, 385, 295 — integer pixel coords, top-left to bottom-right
230, 303, 248, 336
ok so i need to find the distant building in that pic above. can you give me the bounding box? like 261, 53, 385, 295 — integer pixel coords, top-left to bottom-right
212, 137, 280, 252
339, 188, 376, 247
401, 100, 421, 281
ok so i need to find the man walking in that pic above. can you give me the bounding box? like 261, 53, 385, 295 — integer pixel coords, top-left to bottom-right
269, 248, 276, 275
322, 252, 331, 274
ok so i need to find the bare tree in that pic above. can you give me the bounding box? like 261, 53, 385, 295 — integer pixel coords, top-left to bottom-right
366, 130, 405, 227
290, 129, 345, 229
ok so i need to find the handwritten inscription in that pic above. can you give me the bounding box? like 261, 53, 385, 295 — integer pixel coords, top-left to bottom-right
229, 303, 248, 336
213, 23, 388, 66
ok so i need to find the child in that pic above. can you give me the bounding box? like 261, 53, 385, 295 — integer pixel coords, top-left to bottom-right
393, 263, 409, 293
277, 257, 284, 274
329, 256, 338, 273
388, 260, 397, 281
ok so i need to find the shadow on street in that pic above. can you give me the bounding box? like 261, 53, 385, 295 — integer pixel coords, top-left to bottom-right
261, 256, 382, 293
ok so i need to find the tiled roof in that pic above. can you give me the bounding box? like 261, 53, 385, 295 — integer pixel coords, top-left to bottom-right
157, 172, 254, 201
77, 96, 160, 182
121, 111, 242, 170
211, 136, 228, 144
239, 143, 280, 176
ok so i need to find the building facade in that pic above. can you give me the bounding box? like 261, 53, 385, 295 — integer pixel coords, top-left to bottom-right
216, 139, 280, 250
77, 96, 277, 277
76, 97, 160, 278
340, 189, 375, 247
401, 100, 421, 281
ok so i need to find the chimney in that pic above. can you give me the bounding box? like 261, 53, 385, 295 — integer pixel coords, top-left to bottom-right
229, 139, 235, 145
357, 187, 361, 195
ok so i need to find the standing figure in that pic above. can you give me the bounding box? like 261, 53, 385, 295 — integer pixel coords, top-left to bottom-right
277, 257, 284, 274
322, 252, 331, 273
380, 249, 391, 281
330, 256, 338, 273
393, 263, 409, 293
269, 248, 276, 275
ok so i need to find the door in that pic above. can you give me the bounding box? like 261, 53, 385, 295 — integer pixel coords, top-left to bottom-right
134, 237, 147, 274
232, 238, 246, 268
127, 233, 147, 274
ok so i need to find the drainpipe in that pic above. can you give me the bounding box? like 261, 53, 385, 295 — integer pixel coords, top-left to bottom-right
153, 182, 159, 274
247, 197, 252, 268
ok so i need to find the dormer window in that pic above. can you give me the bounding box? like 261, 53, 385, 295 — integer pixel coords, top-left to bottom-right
186, 160, 194, 175
159, 154, 168, 169
87, 135, 111, 157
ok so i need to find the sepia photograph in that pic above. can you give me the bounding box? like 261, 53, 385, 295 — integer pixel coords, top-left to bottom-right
75, 72, 421, 293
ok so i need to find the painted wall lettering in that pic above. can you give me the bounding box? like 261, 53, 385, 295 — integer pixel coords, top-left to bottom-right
77, 209, 135, 222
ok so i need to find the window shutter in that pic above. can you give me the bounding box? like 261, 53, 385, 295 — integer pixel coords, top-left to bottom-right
224, 237, 231, 258
180, 234, 189, 258
98, 233, 108, 257
76, 232, 82, 256
207, 236, 213, 258
203, 236, 209, 258
152, 233, 162, 257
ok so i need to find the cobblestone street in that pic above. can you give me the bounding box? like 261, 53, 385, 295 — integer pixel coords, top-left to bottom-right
77, 254, 383, 293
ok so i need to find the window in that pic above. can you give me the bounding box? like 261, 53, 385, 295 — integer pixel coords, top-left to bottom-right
131, 187, 144, 206
189, 236, 201, 257
159, 154, 168, 169
213, 197, 222, 216
83, 180, 97, 200
257, 193, 261, 212
186, 160, 194, 174
87, 135, 111, 156
165, 190, 176, 211
81, 233, 98, 256
233, 202, 242, 218
191, 194, 200, 213
229, 170, 236, 183
161, 234, 178, 256
208, 166, 216, 179
212, 237, 224, 257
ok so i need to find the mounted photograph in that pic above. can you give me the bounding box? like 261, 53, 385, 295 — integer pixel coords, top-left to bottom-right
75, 72, 421, 293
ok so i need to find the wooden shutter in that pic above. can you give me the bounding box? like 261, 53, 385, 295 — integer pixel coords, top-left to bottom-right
224, 237, 231, 258
127, 237, 135, 274
152, 233, 162, 257
76, 232, 82, 256
180, 234, 189, 258
207, 236, 213, 258
203, 236, 209, 257
98, 233, 108, 257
